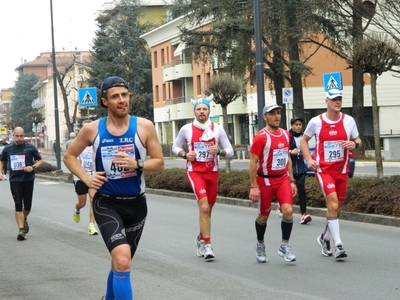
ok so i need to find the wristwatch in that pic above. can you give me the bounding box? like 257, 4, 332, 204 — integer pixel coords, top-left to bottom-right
181, 152, 187, 159
136, 160, 144, 170
354, 141, 359, 148
32, 165, 36, 170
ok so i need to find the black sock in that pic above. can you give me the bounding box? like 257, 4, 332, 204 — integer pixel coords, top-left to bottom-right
255, 219, 267, 243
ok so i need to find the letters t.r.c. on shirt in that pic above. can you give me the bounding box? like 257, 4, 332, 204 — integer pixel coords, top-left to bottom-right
92, 116, 146, 196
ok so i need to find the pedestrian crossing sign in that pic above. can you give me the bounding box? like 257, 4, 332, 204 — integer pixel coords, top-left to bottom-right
78, 87, 97, 107
323, 72, 342, 91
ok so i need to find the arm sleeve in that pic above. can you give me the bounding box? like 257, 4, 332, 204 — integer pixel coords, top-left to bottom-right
172, 126, 187, 155
216, 126, 234, 158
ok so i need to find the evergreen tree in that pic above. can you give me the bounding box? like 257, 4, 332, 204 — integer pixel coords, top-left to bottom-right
10, 73, 39, 135
88, 0, 154, 120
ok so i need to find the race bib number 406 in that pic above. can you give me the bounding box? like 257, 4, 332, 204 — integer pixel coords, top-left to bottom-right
101, 144, 136, 179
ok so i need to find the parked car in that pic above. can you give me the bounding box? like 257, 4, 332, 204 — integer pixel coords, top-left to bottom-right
304, 138, 355, 178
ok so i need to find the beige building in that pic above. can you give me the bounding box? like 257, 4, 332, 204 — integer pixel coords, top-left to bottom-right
30, 52, 92, 148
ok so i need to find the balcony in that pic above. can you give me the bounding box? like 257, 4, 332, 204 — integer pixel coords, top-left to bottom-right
163, 57, 193, 82
32, 98, 45, 109
165, 96, 193, 106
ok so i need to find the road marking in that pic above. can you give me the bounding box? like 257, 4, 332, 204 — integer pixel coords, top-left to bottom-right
37, 181, 60, 185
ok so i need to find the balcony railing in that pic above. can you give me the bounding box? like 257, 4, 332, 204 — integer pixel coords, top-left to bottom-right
165, 96, 193, 106
163, 56, 192, 69
32, 98, 45, 109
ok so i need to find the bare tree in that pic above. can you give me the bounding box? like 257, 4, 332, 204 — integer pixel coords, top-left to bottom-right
204, 73, 245, 172
348, 33, 400, 178
26, 111, 44, 147
46, 53, 91, 135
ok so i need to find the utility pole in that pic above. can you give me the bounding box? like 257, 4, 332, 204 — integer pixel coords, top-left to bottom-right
50, 0, 62, 174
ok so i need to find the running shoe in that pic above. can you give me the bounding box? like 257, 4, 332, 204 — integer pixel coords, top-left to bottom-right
255, 243, 267, 263
88, 223, 99, 235
335, 244, 347, 259
277, 203, 283, 218
300, 213, 312, 224
23, 218, 29, 234
17, 228, 26, 241
195, 238, 206, 257
277, 244, 296, 262
73, 206, 80, 223
204, 244, 215, 260
317, 234, 333, 257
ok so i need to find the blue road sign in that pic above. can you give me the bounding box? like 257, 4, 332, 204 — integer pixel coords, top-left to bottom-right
282, 87, 293, 104
78, 87, 97, 107
323, 72, 342, 91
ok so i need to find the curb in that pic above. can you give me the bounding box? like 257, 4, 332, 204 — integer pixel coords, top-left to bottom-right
36, 174, 400, 228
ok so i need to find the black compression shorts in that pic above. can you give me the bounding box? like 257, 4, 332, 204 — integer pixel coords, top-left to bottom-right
93, 192, 148, 258
10, 181, 35, 212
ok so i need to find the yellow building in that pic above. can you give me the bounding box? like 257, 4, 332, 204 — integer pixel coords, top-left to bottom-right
0, 88, 13, 137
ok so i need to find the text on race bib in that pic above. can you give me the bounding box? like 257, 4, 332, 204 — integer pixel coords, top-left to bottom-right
101, 144, 136, 179
324, 140, 344, 162
194, 142, 213, 162
272, 148, 288, 170
10, 155, 25, 170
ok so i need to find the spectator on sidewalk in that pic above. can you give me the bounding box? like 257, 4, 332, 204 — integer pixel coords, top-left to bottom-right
0, 136, 9, 178
53, 140, 58, 156
66, 132, 76, 150
289, 116, 311, 224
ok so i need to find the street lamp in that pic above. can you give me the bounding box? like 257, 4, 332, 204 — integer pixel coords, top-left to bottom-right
50, 0, 62, 173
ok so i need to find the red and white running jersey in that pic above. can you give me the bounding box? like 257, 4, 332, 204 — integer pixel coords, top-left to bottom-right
250, 128, 290, 180
172, 122, 233, 172
304, 112, 359, 175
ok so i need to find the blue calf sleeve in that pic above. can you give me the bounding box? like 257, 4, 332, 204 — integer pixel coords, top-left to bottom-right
113, 271, 133, 300
104, 270, 114, 300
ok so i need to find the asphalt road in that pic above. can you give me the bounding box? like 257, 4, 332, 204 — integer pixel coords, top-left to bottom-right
1, 178, 399, 300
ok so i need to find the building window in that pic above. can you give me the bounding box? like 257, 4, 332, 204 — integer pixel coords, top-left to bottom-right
155, 85, 159, 103
196, 75, 201, 96
78, 67, 84, 75
162, 83, 166, 101
154, 51, 158, 69
205, 73, 210, 87
161, 49, 165, 66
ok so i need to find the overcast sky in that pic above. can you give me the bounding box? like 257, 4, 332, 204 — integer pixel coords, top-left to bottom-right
0, 0, 106, 90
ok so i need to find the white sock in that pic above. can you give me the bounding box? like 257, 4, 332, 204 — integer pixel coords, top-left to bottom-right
327, 218, 342, 246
